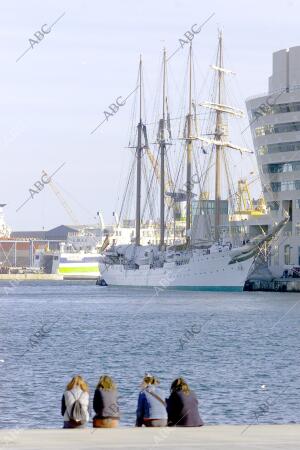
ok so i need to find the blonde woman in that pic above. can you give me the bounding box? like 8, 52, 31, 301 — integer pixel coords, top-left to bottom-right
136, 373, 167, 427
93, 375, 120, 428
61, 375, 89, 428
167, 378, 203, 427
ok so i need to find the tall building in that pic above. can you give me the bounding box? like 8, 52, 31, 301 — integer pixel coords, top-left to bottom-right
246, 46, 300, 276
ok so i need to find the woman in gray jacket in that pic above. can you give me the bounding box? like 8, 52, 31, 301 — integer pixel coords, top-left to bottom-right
61, 375, 89, 428
93, 375, 120, 428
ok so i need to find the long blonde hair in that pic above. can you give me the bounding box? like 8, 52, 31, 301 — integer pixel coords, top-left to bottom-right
170, 377, 190, 395
66, 375, 89, 392
96, 375, 116, 391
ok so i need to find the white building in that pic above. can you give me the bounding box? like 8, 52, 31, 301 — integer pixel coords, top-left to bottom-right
246, 46, 300, 276
0, 204, 10, 238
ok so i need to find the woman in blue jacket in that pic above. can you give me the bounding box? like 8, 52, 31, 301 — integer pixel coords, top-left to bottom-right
136, 373, 168, 427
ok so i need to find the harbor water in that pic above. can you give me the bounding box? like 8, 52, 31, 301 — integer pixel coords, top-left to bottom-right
0, 281, 299, 428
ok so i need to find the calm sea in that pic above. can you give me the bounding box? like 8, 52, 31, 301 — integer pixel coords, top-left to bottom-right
0, 281, 299, 428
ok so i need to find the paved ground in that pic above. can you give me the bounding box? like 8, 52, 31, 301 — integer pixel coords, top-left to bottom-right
0, 425, 300, 449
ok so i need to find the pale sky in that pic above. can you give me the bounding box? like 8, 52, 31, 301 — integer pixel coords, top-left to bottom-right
1, 0, 299, 231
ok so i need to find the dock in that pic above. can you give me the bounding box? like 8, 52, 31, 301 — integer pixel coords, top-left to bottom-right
244, 278, 300, 292
0, 425, 299, 449
0, 274, 63, 281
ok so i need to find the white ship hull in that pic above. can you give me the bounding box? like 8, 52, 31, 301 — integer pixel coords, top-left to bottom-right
99, 250, 254, 291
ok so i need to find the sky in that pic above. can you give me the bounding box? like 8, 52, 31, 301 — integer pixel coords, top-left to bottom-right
0, 0, 299, 231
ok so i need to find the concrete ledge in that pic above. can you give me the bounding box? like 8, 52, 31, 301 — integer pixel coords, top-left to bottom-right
0, 425, 299, 449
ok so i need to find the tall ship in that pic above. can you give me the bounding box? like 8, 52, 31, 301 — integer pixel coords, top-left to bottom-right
99, 33, 287, 290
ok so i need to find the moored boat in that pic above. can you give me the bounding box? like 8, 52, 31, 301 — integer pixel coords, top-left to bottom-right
99, 33, 287, 290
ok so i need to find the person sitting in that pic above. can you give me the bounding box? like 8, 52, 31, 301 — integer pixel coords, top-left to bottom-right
167, 377, 203, 427
61, 375, 89, 428
136, 373, 168, 427
93, 375, 120, 428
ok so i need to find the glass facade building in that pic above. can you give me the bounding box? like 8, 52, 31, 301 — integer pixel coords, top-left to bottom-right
246, 46, 300, 275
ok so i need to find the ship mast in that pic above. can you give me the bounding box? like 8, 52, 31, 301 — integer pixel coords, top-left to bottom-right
214, 31, 224, 242
159, 49, 167, 248
136, 56, 143, 246
186, 43, 193, 245
197, 31, 253, 242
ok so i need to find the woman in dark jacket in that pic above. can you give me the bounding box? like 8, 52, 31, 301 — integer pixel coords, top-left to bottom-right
167, 378, 203, 427
93, 375, 120, 428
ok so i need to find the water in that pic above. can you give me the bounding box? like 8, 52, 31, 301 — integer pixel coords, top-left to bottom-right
0, 281, 299, 429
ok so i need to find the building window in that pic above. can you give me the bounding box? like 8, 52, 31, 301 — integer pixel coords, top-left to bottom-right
295, 223, 300, 236
270, 180, 300, 192
258, 145, 268, 155
282, 181, 296, 191
262, 161, 300, 174
296, 200, 300, 209
255, 122, 300, 137
275, 122, 300, 133
284, 244, 291, 265
251, 101, 300, 119
255, 125, 272, 137
270, 182, 281, 192
273, 245, 279, 266
267, 201, 279, 211
255, 122, 300, 136
298, 247, 300, 265
258, 141, 300, 155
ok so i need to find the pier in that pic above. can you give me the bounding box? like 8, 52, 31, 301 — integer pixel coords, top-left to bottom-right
244, 278, 300, 292
0, 425, 299, 449
0, 274, 63, 281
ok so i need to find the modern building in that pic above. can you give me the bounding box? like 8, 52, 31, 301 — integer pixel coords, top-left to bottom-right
246, 46, 300, 276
